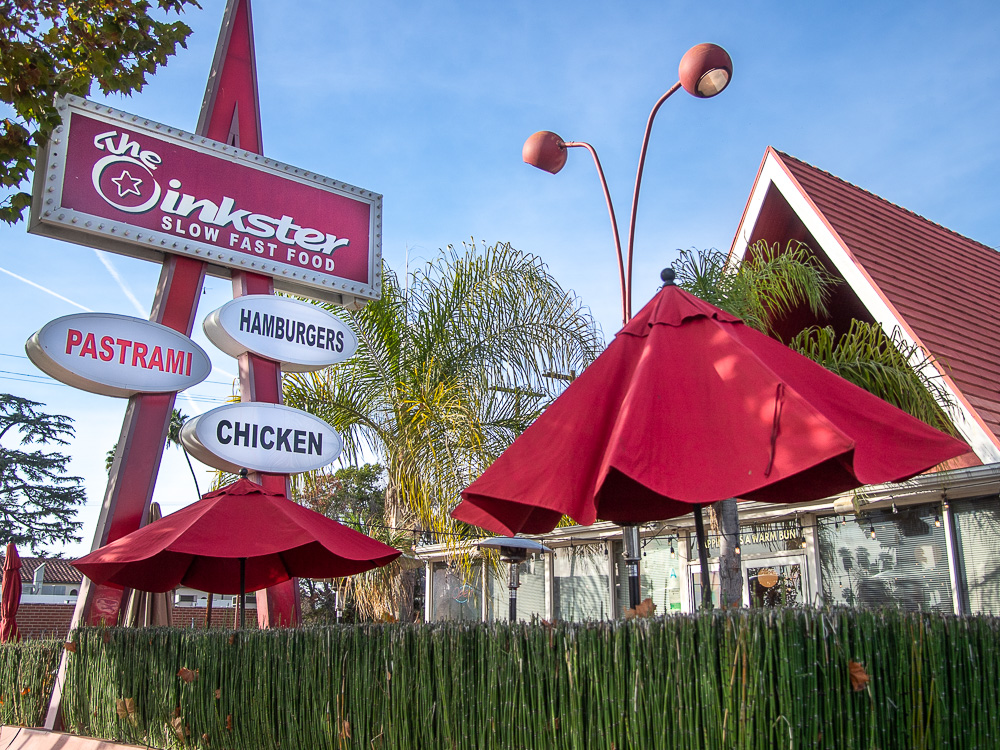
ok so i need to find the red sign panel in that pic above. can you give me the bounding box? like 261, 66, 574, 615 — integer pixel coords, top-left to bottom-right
29, 96, 382, 306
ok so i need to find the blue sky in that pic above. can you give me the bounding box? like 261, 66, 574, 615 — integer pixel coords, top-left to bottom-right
1, 0, 998, 557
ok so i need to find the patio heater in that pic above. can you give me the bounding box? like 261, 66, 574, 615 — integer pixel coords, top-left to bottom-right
521, 43, 734, 610
477, 537, 553, 622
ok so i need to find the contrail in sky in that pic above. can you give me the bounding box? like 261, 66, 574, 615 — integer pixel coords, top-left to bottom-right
0, 265, 91, 311
93, 250, 146, 316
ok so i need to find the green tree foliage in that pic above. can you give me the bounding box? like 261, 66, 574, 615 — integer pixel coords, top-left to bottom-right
0, 0, 201, 224
300, 463, 386, 522
298, 463, 413, 623
0, 393, 85, 551
285, 241, 604, 618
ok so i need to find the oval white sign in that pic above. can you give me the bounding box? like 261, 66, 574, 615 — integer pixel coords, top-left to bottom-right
203, 295, 358, 372
180, 402, 343, 474
25, 313, 212, 398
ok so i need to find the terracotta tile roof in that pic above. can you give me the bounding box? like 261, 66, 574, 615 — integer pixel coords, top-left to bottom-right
773, 150, 1000, 443
0, 556, 83, 584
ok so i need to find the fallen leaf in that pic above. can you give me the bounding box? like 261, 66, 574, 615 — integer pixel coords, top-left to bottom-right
215, 689, 221, 700
177, 667, 199, 683
228, 634, 236, 645
170, 715, 188, 741
338, 719, 351, 741
380, 613, 397, 623
115, 698, 137, 725
20, 687, 29, 696
225, 715, 233, 731
174, 706, 182, 718
63, 642, 77, 653
849, 661, 870, 691
202, 733, 210, 743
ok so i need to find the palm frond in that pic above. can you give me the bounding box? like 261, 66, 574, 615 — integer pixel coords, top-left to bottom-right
789, 321, 958, 434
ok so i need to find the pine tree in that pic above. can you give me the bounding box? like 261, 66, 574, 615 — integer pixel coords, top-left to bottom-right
0, 393, 85, 551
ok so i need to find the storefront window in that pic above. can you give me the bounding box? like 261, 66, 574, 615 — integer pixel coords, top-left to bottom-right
431, 561, 481, 621
553, 543, 610, 621
817, 506, 952, 613
951, 495, 1000, 615
486, 554, 548, 622
613, 536, 683, 616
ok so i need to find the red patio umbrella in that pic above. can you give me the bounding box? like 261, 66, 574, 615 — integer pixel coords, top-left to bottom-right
453, 271, 969, 605
1, 543, 22, 642
73, 477, 401, 627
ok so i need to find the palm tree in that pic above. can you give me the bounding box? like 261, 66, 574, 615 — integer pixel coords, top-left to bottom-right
672, 241, 956, 607
284, 241, 604, 619
167, 409, 201, 498
106, 408, 202, 499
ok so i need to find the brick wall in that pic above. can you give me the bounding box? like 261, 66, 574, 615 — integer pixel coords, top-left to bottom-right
14, 603, 75, 640
9, 604, 260, 639
170, 606, 259, 630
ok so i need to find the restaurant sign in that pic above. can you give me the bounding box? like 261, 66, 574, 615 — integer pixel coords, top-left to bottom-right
180, 402, 342, 474
29, 96, 382, 307
203, 295, 358, 372
25, 312, 211, 398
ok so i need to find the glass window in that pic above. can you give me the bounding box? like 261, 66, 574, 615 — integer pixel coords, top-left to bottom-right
746, 560, 804, 608
487, 554, 548, 622
689, 565, 720, 611
553, 543, 610, 621
613, 536, 683, 617
431, 561, 482, 622
951, 495, 1000, 615
817, 506, 952, 613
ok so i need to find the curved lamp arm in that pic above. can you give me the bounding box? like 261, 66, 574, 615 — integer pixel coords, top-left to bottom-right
562, 141, 627, 326
624, 81, 681, 321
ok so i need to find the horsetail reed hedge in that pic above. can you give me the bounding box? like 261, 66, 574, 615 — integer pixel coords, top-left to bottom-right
0, 639, 61, 727
43, 609, 1000, 748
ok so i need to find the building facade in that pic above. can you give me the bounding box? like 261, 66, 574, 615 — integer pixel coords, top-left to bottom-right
418, 148, 1000, 623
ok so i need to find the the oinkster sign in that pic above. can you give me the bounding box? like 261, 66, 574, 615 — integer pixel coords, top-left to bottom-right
203, 295, 358, 372
29, 96, 382, 307
181, 402, 343, 474
25, 313, 211, 398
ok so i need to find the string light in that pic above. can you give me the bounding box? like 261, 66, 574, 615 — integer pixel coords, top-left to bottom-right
869, 521, 877, 540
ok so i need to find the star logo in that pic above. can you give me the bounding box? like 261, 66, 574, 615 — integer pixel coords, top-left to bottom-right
111, 169, 143, 198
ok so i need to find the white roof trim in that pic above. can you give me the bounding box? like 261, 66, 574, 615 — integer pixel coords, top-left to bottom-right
730, 149, 1000, 464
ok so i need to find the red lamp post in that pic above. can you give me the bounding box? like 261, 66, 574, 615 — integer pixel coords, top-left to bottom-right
521, 43, 733, 612
522, 42, 733, 325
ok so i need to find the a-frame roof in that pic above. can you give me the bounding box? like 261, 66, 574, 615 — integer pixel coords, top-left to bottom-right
729, 147, 1000, 465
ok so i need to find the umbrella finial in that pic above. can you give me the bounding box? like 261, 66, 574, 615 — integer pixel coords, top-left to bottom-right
238, 468, 248, 478
660, 267, 676, 286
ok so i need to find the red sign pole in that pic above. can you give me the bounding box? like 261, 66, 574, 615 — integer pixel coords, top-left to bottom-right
195, 0, 299, 627
66, 0, 297, 632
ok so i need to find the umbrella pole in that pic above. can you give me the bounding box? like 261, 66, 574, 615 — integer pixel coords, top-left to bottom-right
204, 593, 213, 629
693, 505, 713, 610
239, 558, 247, 630
621, 524, 642, 610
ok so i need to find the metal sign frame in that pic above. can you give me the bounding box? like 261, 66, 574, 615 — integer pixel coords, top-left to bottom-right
30, 96, 382, 307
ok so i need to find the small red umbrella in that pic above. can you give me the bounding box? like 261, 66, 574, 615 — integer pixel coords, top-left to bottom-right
73, 477, 400, 627
1, 543, 22, 642
453, 273, 969, 605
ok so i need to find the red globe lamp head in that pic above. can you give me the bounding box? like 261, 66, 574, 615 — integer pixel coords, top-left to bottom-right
522, 131, 568, 174
678, 43, 733, 98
